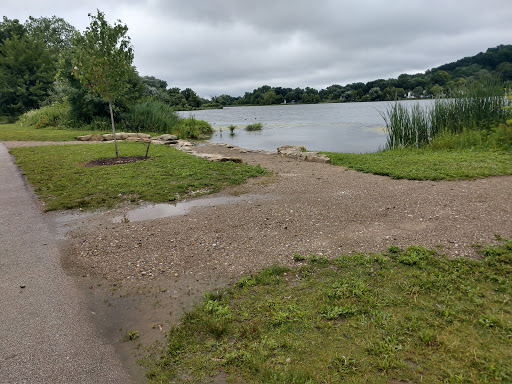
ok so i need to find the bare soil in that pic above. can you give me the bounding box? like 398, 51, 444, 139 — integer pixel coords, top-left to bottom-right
83, 156, 151, 167
8, 140, 512, 381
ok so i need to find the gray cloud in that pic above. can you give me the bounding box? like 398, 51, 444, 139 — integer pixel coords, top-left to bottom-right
3, 0, 512, 97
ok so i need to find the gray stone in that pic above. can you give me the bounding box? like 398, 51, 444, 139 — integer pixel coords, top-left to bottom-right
89, 134, 105, 141
155, 134, 178, 141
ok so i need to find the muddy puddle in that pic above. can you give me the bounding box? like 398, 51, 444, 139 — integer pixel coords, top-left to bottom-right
112, 194, 268, 223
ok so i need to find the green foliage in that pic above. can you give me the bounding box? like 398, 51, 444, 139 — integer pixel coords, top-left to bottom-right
124, 99, 180, 134
8, 142, 267, 211
246, 122, 263, 131
19, 103, 69, 128
383, 78, 510, 149
0, 29, 56, 117
71, 10, 136, 104
144, 242, 512, 383
122, 330, 140, 342
176, 117, 213, 139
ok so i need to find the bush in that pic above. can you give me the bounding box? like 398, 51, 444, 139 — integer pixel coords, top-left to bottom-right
177, 117, 213, 139
19, 103, 69, 128
246, 122, 263, 131
491, 122, 512, 150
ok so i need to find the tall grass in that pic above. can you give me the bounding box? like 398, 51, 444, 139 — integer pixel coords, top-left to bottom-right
124, 99, 181, 133
383, 78, 511, 149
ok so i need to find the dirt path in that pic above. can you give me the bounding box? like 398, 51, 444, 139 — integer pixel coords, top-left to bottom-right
6, 140, 512, 380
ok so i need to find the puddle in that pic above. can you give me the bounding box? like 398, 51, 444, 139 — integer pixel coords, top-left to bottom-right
112, 194, 269, 223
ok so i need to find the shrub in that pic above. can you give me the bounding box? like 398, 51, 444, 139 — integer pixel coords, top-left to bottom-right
177, 117, 213, 139
246, 122, 263, 131
19, 103, 69, 128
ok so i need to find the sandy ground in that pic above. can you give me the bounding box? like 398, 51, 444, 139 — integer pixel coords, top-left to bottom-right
6, 140, 512, 381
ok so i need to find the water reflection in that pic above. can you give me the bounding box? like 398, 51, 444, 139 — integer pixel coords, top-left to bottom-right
112, 194, 270, 223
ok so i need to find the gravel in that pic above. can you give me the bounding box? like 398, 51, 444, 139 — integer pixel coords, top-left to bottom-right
58, 143, 512, 284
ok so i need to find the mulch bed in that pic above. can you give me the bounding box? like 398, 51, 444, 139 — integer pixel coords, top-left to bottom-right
82, 156, 152, 167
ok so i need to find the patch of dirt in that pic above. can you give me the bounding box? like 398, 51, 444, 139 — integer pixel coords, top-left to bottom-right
83, 156, 152, 167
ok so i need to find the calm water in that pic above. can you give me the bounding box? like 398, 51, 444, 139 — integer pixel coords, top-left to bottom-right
179, 100, 431, 153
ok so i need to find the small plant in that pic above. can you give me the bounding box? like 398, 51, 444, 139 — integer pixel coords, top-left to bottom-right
228, 125, 236, 135
246, 122, 263, 131
122, 330, 140, 342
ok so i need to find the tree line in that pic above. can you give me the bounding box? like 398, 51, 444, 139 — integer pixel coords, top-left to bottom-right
1, 12, 511, 123
211, 45, 512, 107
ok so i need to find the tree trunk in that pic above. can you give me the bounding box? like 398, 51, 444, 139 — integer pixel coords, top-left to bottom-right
109, 100, 118, 158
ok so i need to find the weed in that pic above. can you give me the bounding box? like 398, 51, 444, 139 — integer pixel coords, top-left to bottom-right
246, 122, 263, 131
122, 330, 140, 342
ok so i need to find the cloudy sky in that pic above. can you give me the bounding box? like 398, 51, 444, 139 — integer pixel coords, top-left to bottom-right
3, 0, 512, 98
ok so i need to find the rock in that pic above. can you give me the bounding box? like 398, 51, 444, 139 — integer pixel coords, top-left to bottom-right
89, 134, 105, 141
277, 145, 330, 163
155, 134, 178, 141
77, 135, 92, 141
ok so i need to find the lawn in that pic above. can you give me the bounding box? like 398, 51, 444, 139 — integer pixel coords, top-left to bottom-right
9, 142, 267, 211
0, 123, 106, 141
144, 242, 512, 383
325, 148, 512, 180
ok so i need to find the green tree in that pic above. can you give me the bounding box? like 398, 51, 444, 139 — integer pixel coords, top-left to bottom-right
72, 10, 138, 157
0, 19, 55, 117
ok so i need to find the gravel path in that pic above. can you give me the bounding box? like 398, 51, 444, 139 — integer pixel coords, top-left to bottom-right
60, 143, 512, 284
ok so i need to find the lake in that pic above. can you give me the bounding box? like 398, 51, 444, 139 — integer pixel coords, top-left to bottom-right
179, 100, 431, 153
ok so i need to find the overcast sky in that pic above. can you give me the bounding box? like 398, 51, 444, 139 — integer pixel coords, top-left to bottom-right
3, 0, 512, 98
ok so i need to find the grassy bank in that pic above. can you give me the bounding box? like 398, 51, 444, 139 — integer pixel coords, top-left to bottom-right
0, 123, 106, 141
9, 142, 267, 211
144, 242, 512, 383
325, 147, 512, 180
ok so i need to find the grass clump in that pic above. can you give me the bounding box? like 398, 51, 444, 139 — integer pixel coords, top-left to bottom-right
123, 99, 181, 133
9, 142, 267, 211
246, 122, 263, 131
144, 241, 512, 383
382, 78, 510, 149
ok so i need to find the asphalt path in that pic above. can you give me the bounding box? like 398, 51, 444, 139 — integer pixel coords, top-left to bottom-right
0, 143, 133, 384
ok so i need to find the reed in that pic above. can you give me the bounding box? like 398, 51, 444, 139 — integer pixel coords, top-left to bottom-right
125, 99, 181, 133
383, 78, 510, 149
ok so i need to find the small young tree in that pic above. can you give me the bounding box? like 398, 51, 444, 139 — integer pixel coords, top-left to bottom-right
71, 10, 136, 157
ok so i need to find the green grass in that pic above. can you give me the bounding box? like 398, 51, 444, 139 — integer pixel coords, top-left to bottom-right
325, 148, 512, 180
9, 142, 267, 211
144, 242, 512, 383
0, 123, 106, 141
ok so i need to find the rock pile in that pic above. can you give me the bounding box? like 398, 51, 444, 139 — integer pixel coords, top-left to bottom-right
277, 145, 330, 163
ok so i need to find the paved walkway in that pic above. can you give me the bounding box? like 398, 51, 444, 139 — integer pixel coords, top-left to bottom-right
0, 143, 133, 383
